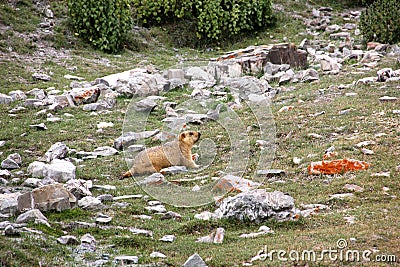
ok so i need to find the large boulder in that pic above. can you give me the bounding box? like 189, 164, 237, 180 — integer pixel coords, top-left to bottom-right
18, 183, 77, 212
214, 190, 299, 223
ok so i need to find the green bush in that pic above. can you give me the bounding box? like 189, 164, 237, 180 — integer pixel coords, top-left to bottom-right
68, 0, 132, 53
131, 0, 274, 43
359, 0, 400, 44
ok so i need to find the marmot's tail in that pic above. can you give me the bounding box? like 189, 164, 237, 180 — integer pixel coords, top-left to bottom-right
121, 169, 134, 179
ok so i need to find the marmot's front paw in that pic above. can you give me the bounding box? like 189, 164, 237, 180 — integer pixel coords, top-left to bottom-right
193, 163, 201, 168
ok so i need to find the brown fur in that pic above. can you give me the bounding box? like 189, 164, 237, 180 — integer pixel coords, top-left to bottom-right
122, 131, 201, 178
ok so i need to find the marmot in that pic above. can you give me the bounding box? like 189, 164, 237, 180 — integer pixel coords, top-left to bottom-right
122, 131, 201, 178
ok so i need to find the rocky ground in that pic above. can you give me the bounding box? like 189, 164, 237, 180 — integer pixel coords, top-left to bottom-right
0, 1, 399, 266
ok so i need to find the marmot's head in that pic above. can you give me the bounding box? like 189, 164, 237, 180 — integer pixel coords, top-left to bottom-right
179, 131, 201, 146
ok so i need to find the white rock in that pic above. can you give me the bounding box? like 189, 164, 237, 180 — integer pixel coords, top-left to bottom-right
78, 196, 103, 210
150, 251, 166, 258
159, 235, 176, 242
92, 146, 118, 157
45, 142, 69, 162
45, 159, 76, 182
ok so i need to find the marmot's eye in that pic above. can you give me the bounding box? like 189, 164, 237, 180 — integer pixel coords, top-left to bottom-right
189, 132, 193, 135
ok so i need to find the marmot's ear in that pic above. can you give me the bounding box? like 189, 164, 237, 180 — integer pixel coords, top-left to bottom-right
179, 132, 186, 140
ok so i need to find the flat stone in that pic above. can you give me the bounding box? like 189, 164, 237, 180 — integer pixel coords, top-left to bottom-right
32, 73, 51, 81
159, 235, 176, 242
145, 204, 166, 213
160, 166, 187, 175
78, 196, 104, 210
29, 123, 48, 130
57, 235, 79, 245
129, 227, 153, 237
92, 146, 118, 157
343, 184, 364, 192
379, 96, 398, 102
150, 251, 166, 258
212, 174, 261, 193
329, 193, 354, 200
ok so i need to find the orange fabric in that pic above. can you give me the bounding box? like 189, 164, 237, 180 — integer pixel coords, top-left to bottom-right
308, 158, 370, 175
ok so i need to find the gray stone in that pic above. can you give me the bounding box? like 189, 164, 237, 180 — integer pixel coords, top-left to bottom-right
222, 76, 272, 101
18, 183, 77, 212
0, 93, 13, 104
129, 227, 153, 237
57, 235, 79, 245
29, 123, 48, 130
44, 142, 69, 162
186, 67, 214, 81
27, 88, 47, 100
99, 69, 161, 97
114, 256, 139, 265
64, 179, 92, 200
78, 196, 104, 210
183, 253, 208, 267
81, 233, 96, 246
45, 159, 76, 182
256, 169, 286, 177
27, 161, 48, 178
1, 153, 22, 169
343, 184, 364, 193
96, 213, 112, 224
15, 209, 48, 224
134, 96, 158, 112
4, 224, 20, 236
214, 174, 261, 193
114, 129, 160, 150
8, 90, 27, 101
0, 170, 11, 179
150, 252, 166, 258
214, 190, 299, 223
159, 235, 176, 242
160, 166, 187, 175
32, 73, 51, 81
21, 178, 43, 188
329, 193, 354, 200
92, 146, 118, 157
166, 69, 185, 80
145, 204, 166, 213
0, 193, 21, 215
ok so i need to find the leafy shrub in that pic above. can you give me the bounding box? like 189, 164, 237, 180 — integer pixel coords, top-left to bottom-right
131, 0, 274, 44
359, 0, 400, 44
68, 0, 132, 53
